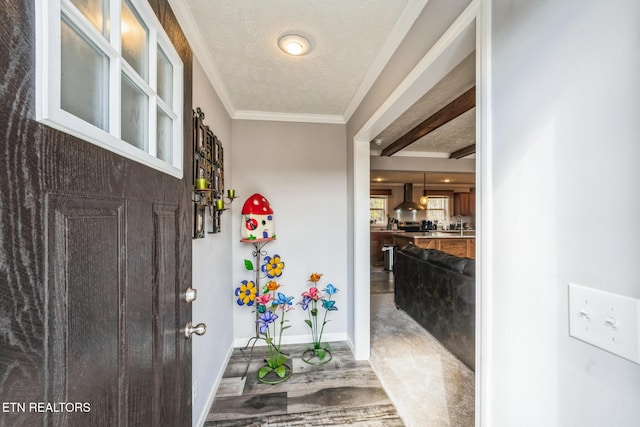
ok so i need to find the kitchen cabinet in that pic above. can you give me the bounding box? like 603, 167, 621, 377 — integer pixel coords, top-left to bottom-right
370, 231, 396, 266
453, 192, 471, 216
439, 239, 468, 258
393, 233, 475, 259
469, 188, 476, 218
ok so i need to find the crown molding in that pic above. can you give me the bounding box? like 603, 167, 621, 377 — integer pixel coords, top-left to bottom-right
167, 0, 236, 117
370, 149, 450, 158
342, 0, 430, 122
233, 110, 346, 125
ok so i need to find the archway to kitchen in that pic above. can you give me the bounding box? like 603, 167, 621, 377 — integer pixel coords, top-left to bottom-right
350, 0, 489, 421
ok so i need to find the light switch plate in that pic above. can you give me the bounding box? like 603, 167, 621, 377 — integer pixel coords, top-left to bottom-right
568, 283, 640, 364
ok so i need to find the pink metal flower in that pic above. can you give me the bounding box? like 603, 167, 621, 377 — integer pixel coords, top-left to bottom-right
302, 286, 321, 301
255, 293, 273, 306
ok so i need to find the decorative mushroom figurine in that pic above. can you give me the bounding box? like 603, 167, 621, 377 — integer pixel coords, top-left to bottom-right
241, 193, 275, 240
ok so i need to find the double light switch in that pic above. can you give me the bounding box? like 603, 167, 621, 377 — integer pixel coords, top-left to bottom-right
568, 283, 640, 365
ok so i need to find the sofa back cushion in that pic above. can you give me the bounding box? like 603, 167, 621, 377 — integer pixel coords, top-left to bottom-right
399, 244, 430, 261
462, 259, 476, 278
426, 250, 468, 273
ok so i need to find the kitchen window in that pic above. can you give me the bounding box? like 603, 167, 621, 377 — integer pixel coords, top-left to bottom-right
426, 196, 449, 224
370, 196, 388, 225
35, 0, 184, 178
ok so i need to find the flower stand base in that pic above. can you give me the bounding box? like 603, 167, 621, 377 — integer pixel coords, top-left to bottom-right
302, 347, 332, 365
257, 363, 292, 384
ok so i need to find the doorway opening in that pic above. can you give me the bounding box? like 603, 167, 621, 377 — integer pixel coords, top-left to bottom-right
352, 1, 487, 424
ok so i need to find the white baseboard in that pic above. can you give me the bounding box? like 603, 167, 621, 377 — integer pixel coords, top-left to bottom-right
233, 332, 348, 349
346, 335, 358, 359
193, 342, 234, 427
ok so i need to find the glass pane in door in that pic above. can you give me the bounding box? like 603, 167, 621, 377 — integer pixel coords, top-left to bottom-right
121, 74, 148, 151
157, 47, 173, 105
156, 109, 172, 163
121, 0, 148, 81
70, 0, 109, 38
61, 16, 109, 130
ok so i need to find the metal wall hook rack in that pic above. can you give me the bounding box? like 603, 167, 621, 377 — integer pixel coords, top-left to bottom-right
192, 107, 234, 236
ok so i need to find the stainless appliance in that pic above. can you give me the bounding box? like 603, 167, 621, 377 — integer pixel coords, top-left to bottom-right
393, 183, 425, 212
398, 221, 421, 232
421, 220, 435, 231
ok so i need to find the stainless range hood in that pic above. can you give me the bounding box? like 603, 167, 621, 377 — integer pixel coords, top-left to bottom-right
393, 183, 425, 211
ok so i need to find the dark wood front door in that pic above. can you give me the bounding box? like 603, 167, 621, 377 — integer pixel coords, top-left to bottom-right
0, 1, 193, 426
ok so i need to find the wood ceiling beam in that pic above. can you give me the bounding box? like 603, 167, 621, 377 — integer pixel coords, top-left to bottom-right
381, 86, 476, 157
449, 144, 476, 159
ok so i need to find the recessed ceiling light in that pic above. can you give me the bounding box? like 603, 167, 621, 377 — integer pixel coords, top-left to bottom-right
278, 34, 311, 56
443, 179, 451, 183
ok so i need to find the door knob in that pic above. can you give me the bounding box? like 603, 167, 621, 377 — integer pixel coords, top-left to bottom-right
184, 287, 198, 303
184, 321, 207, 339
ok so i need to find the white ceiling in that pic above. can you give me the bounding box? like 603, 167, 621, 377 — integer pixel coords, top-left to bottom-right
171, 0, 427, 123
169, 0, 476, 186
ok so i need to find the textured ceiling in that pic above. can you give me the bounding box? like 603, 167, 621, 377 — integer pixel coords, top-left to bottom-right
182, 0, 410, 118
370, 53, 476, 185
171, 0, 476, 164
372, 52, 476, 156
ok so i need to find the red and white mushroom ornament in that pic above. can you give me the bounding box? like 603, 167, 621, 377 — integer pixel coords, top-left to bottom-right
241, 193, 275, 240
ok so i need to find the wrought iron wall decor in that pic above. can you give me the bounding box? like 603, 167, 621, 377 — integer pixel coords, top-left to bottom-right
192, 107, 235, 237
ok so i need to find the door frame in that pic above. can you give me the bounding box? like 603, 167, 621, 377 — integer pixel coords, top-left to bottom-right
351, 0, 492, 425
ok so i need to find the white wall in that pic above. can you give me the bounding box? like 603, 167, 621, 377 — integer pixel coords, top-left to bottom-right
230, 120, 349, 346
488, 0, 640, 425
191, 57, 234, 427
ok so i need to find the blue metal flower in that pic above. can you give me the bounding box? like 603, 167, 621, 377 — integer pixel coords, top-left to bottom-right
256, 310, 278, 334
272, 292, 294, 307
321, 299, 338, 311
324, 283, 339, 295
299, 295, 311, 311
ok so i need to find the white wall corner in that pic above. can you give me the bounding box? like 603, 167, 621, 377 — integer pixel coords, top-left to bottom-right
193, 342, 234, 427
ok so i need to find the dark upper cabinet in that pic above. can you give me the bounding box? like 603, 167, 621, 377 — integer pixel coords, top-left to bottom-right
453, 192, 471, 216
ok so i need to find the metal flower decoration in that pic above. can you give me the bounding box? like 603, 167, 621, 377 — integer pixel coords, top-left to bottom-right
234, 280, 257, 306
262, 255, 285, 278
298, 273, 340, 363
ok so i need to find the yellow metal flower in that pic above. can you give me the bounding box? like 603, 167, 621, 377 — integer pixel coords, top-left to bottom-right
235, 280, 257, 306
262, 255, 285, 278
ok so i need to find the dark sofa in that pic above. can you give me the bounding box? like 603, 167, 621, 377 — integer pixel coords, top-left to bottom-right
394, 244, 475, 370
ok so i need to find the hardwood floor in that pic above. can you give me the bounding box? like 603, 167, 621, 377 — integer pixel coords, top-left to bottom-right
206, 268, 474, 426
205, 342, 403, 426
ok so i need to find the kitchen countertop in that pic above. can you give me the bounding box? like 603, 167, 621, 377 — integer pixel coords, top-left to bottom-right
395, 231, 475, 239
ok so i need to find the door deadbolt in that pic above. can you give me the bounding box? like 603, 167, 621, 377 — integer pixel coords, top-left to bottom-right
185, 287, 198, 303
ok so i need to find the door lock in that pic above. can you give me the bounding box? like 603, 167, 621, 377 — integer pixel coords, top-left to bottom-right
184, 321, 207, 339
184, 287, 198, 303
